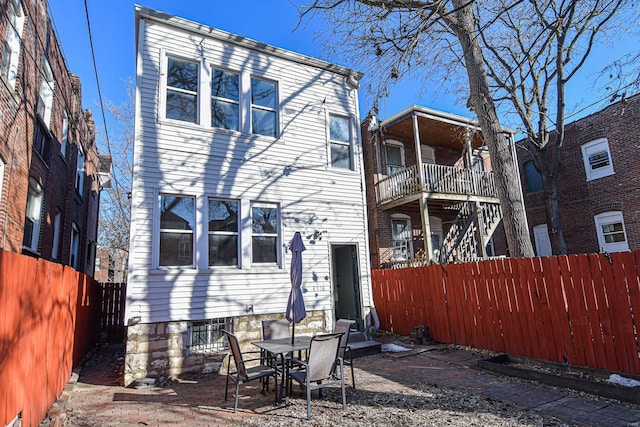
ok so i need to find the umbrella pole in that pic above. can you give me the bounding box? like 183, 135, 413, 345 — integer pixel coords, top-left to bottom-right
291, 322, 295, 344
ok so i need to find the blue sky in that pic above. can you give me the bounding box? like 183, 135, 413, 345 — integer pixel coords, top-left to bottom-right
48, 1, 637, 146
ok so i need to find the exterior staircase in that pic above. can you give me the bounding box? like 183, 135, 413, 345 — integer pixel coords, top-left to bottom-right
439, 201, 502, 264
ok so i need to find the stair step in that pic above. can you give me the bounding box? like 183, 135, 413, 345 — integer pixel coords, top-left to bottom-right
348, 340, 381, 358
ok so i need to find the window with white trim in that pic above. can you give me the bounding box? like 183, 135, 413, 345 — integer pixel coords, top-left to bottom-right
329, 114, 352, 169
36, 57, 54, 127
211, 69, 240, 131
251, 77, 278, 137
0, 158, 4, 205
23, 178, 43, 252
533, 224, 552, 257
251, 202, 279, 264
391, 215, 412, 261
51, 209, 61, 260
159, 195, 195, 267
166, 58, 199, 123
75, 145, 85, 196
581, 138, 614, 181
594, 211, 628, 253
70, 223, 80, 269
208, 198, 239, 267
385, 142, 404, 175
0, 0, 24, 90
60, 111, 69, 158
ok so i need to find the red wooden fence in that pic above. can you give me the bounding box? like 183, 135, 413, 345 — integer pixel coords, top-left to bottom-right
372, 251, 640, 375
98, 282, 127, 343
0, 250, 99, 427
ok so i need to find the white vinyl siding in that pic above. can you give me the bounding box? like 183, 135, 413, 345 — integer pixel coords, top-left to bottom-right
127, 15, 370, 325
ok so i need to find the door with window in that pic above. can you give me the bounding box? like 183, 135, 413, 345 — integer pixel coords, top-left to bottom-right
331, 244, 363, 330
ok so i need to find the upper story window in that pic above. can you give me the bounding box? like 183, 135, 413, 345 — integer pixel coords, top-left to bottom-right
23, 178, 43, 253
385, 142, 404, 175
61, 111, 69, 158
329, 114, 352, 169
70, 223, 80, 269
523, 160, 543, 193
36, 57, 54, 127
581, 138, 614, 181
251, 202, 279, 265
208, 198, 239, 267
594, 211, 628, 253
251, 77, 277, 137
421, 145, 435, 165
166, 58, 198, 123
75, 145, 85, 196
159, 195, 195, 267
51, 209, 61, 260
0, 0, 24, 90
211, 69, 240, 131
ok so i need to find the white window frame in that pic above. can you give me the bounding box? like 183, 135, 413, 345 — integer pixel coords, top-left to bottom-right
594, 211, 629, 253
60, 111, 69, 158
384, 140, 405, 175
210, 68, 240, 131
328, 113, 353, 170
23, 178, 43, 253
391, 214, 412, 261
70, 223, 80, 269
533, 224, 552, 257
208, 198, 239, 267
0, 0, 24, 90
0, 157, 4, 206
581, 138, 614, 181
75, 144, 85, 196
250, 76, 278, 138
37, 57, 54, 128
157, 194, 196, 268
51, 209, 61, 260
164, 56, 200, 124
250, 201, 281, 266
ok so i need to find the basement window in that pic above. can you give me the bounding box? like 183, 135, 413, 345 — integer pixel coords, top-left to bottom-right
187, 318, 231, 354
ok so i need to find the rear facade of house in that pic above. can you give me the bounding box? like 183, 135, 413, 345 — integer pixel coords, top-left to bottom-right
125, 6, 372, 385
518, 94, 640, 256
0, 0, 100, 276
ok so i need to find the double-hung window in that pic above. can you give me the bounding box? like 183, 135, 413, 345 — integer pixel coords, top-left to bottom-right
594, 211, 628, 253
581, 138, 614, 181
211, 69, 240, 131
23, 179, 43, 253
70, 223, 80, 269
329, 114, 352, 169
37, 58, 54, 127
385, 143, 404, 175
159, 195, 195, 267
251, 77, 277, 137
51, 209, 61, 260
251, 203, 279, 264
60, 111, 69, 158
1, 0, 24, 90
208, 198, 239, 267
75, 145, 85, 196
166, 58, 199, 123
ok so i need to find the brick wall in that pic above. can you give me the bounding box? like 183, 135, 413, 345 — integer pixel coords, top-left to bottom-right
0, 0, 100, 275
517, 94, 640, 254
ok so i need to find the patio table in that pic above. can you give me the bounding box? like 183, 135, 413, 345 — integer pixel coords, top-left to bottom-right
252, 336, 312, 405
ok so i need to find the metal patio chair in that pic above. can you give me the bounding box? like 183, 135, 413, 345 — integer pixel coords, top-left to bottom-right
334, 319, 356, 388
223, 330, 278, 413
287, 332, 346, 420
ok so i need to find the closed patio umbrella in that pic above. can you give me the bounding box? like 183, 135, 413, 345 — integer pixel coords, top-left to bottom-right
286, 231, 306, 343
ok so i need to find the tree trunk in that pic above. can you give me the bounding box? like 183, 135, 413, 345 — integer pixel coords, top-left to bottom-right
450, 0, 534, 258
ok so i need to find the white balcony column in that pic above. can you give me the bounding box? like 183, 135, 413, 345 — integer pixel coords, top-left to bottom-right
412, 113, 434, 261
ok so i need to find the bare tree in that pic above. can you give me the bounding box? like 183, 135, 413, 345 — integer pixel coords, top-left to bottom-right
298, 0, 536, 257
478, 0, 629, 254
97, 79, 134, 255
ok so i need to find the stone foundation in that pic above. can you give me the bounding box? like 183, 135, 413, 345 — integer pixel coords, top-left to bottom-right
123, 310, 328, 387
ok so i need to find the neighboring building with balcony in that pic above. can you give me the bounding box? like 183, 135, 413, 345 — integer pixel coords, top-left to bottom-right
363, 106, 513, 268
517, 93, 640, 255
0, 0, 101, 276
125, 7, 373, 385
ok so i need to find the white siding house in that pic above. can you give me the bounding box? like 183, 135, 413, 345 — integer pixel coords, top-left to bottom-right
125, 6, 372, 384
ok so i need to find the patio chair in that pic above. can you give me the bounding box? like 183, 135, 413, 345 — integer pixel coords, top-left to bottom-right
334, 319, 356, 388
222, 330, 278, 413
287, 332, 346, 420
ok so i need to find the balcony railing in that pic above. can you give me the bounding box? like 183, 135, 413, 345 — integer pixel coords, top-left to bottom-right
375, 164, 499, 206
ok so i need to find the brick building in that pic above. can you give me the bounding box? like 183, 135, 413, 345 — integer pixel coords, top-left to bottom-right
517, 93, 640, 255
94, 246, 127, 283
0, 0, 101, 276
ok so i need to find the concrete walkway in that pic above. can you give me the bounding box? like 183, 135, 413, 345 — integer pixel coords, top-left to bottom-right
53, 343, 640, 426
